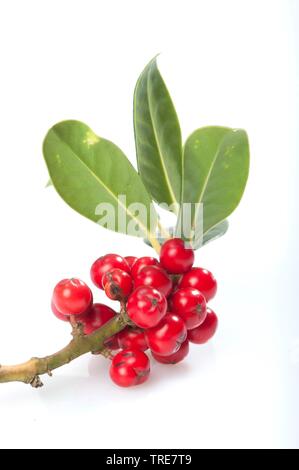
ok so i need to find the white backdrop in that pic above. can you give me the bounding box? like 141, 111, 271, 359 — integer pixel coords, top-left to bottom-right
0, 0, 298, 449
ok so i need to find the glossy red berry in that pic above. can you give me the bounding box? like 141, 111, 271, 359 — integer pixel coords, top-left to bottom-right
102, 268, 133, 300
51, 301, 90, 323
82, 303, 116, 334
51, 301, 69, 322
109, 349, 150, 387
160, 238, 194, 274
134, 266, 172, 297
52, 278, 93, 316
152, 339, 189, 364
124, 256, 138, 270
187, 307, 218, 344
82, 303, 119, 349
117, 327, 148, 351
90, 254, 130, 289
171, 287, 207, 330
126, 286, 167, 329
145, 313, 187, 356
83, 304, 118, 346
178, 267, 217, 302
131, 256, 160, 279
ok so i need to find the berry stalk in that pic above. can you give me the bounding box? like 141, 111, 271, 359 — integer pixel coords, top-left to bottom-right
0, 314, 127, 387
147, 233, 161, 254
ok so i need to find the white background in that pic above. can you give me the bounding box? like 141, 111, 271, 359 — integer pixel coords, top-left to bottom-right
0, 0, 298, 449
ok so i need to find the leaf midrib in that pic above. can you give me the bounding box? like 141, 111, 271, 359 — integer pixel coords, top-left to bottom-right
146, 64, 179, 212
188, 132, 231, 231
197, 139, 223, 205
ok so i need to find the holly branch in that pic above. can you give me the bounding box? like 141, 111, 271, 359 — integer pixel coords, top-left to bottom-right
0, 314, 127, 387
0, 56, 249, 390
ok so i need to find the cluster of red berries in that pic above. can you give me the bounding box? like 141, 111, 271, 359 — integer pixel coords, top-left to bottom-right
51, 239, 218, 388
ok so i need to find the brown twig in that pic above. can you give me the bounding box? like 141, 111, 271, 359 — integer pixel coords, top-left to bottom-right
0, 314, 126, 387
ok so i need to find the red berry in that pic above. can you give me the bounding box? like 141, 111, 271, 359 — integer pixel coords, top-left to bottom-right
52, 278, 93, 316
82, 303, 119, 350
187, 307, 218, 344
131, 256, 160, 279
117, 327, 148, 351
152, 339, 189, 364
51, 301, 69, 322
145, 313, 187, 356
178, 267, 217, 302
51, 301, 90, 323
90, 254, 130, 289
82, 303, 116, 335
109, 349, 150, 387
126, 286, 167, 329
103, 268, 133, 300
124, 256, 138, 270
160, 238, 194, 274
134, 266, 172, 297
171, 287, 207, 330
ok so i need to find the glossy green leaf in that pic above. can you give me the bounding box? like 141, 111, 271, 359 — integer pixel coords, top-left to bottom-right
202, 219, 229, 246
182, 126, 249, 235
134, 57, 182, 213
43, 120, 157, 238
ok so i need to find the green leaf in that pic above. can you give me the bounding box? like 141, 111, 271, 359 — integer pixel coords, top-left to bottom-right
43, 120, 157, 239
174, 208, 228, 249
202, 219, 229, 246
134, 57, 182, 214
182, 126, 249, 235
